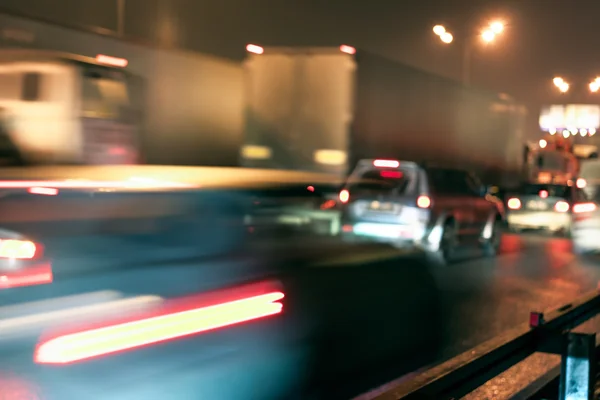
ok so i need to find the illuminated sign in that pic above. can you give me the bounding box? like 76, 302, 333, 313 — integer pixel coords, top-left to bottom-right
539, 104, 600, 131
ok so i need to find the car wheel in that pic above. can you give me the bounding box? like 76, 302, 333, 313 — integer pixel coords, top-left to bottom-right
427, 220, 457, 266
483, 218, 502, 257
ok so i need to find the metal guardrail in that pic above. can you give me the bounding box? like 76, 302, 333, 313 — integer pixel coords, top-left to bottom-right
372, 288, 600, 400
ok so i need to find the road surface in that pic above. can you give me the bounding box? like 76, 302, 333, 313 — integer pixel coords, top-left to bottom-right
1, 228, 598, 399
359, 232, 600, 399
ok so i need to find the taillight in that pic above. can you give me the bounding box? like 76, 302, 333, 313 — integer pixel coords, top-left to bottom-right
339, 189, 350, 203
28, 187, 59, 196
380, 171, 403, 178
0, 239, 39, 259
35, 283, 285, 364
417, 195, 431, 209
554, 201, 570, 212
539, 190, 548, 198
373, 159, 400, 168
573, 202, 597, 213
507, 198, 521, 210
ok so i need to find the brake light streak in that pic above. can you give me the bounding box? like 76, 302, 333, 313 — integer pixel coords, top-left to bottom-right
34, 290, 284, 364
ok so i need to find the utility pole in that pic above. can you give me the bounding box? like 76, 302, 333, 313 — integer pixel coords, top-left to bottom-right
117, 0, 125, 38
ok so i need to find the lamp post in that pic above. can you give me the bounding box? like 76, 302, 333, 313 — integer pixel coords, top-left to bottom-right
433, 21, 505, 85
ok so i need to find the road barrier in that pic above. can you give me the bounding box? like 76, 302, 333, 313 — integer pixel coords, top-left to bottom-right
372, 288, 600, 400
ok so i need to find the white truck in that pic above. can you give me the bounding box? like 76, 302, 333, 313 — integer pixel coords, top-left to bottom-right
0, 49, 140, 165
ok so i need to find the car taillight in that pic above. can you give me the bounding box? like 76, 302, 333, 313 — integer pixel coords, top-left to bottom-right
339, 189, 350, 203
417, 195, 431, 209
539, 190, 548, 198
0, 239, 40, 259
34, 283, 284, 364
28, 187, 59, 196
507, 198, 521, 210
373, 159, 400, 168
554, 201, 569, 212
573, 202, 597, 213
380, 171, 403, 178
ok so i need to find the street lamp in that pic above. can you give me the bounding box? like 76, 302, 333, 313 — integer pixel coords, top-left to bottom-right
589, 77, 600, 92
440, 32, 453, 43
433, 20, 505, 85
553, 77, 569, 93
490, 21, 504, 34
433, 25, 446, 36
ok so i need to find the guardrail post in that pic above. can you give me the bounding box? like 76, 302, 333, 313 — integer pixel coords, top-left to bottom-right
559, 332, 595, 400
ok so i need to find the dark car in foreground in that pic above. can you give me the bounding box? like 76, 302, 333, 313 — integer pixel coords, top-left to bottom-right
0, 166, 446, 399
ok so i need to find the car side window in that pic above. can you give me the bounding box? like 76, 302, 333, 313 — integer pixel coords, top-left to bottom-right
452, 171, 476, 195
465, 173, 484, 196
428, 169, 455, 195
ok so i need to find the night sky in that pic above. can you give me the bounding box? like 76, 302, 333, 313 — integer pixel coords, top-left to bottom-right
3, 0, 600, 131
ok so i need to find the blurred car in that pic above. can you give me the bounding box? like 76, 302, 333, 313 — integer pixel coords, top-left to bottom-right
505, 182, 576, 235
578, 159, 600, 199
571, 184, 600, 255
0, 166, 446, 400
338, 159, 504, 265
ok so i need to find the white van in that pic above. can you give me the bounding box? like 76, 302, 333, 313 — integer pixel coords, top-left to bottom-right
579, 159, 600, 199
0, 50, 141, 165
527, 148, 579, 184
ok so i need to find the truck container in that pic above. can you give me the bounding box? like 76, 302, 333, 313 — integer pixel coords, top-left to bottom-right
241, 45, 527, 186
0, 12, 244, 166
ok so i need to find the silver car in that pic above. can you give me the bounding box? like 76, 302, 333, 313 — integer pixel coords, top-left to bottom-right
339, 159, 503, 265
505, 183, 575, 235
572, 184, 600, 255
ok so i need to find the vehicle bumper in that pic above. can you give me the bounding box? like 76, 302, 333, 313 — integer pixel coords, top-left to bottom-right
340, 222, 439, 252
507, 211, 571, 231
572, 228, 600, 254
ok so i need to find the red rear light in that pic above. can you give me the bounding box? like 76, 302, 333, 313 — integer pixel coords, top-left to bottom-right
373, 159, 400, 168
246, 44, 264, 54
0, 263, 52, 289
95, 54, 128, 67
573, 202, 597, 213
339, 189, 350, 203
417, 195, 431, 209
554, 201, 569, 212
0, 239, 39, 259
340, 45, 356, 54
539, 190, 548, 198
28, 187, 58, 196
35, 283, 284, 364
507, 198, 521, 210
320, 199, 336, 210
380, 171, 403, 178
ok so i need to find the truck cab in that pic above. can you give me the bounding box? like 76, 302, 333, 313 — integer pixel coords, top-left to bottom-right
0, 50, 142, 165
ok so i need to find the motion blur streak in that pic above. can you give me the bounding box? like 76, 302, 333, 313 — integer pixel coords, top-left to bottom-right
34, 291, 285, 364
0, 179, 196, 189
28, 187, 59, 195
0, 295, 163, 337
0, 263, 52, 289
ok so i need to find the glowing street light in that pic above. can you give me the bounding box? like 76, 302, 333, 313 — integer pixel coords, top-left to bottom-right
481, 29, 496, 43
433, 25, 446, 36
440, 32, 453, 43
553, 77, 569, 93
490, 21, 504, 34
558, 83, 569, 93
590, 82, 599, 92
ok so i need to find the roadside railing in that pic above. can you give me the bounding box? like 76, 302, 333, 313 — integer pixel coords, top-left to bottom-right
372, 288, 600, 400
